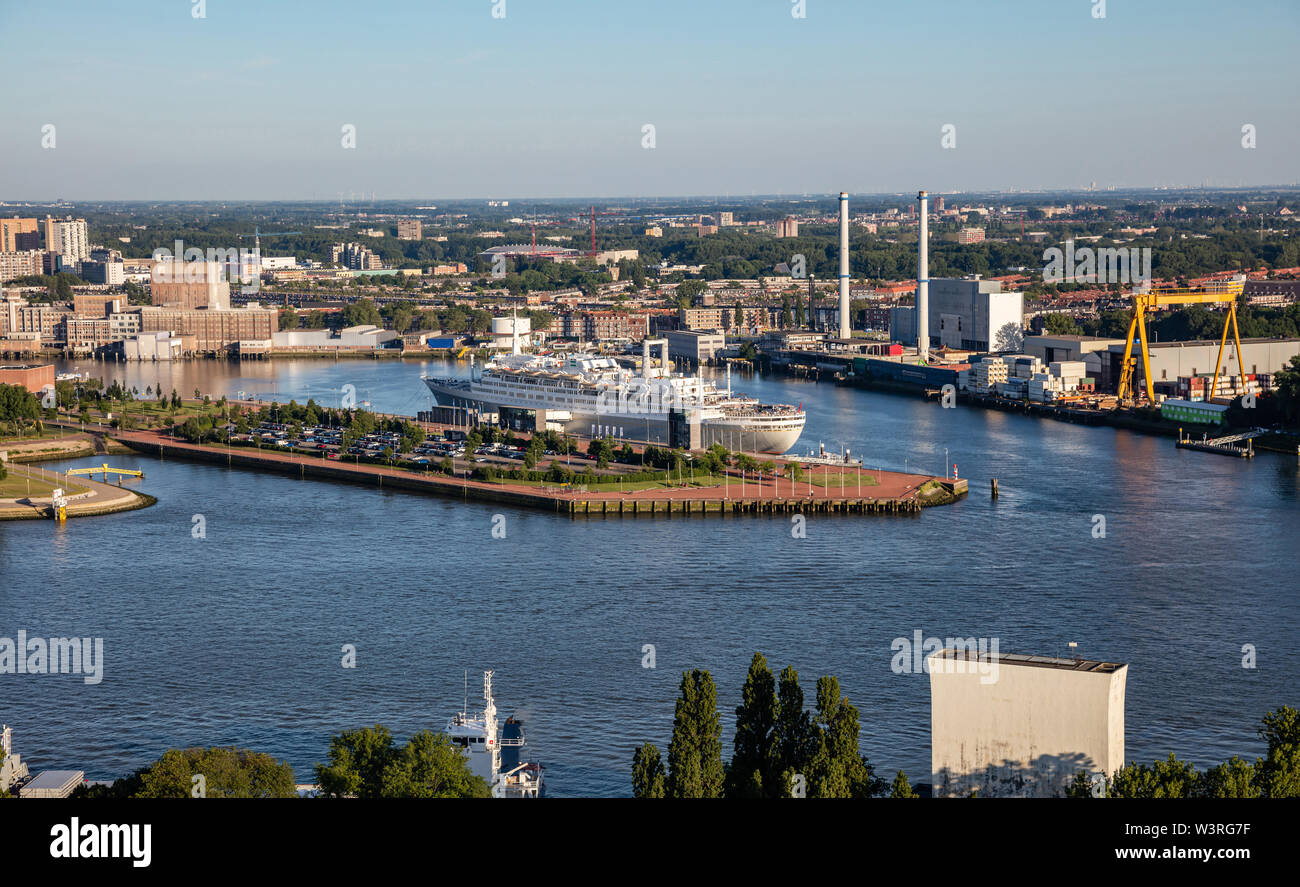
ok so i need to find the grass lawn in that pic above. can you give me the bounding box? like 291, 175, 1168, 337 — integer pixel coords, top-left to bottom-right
0, 472, 88, 499
805, 472, 880, 488
0, 427, 71, 443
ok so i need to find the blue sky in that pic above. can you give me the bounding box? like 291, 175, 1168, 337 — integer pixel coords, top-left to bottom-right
1, 0, 1296, 200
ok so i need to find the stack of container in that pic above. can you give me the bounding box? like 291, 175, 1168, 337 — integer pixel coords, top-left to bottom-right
1049, 361, 1088, 391
1176, 374, 1262, 402
1007, 355, 1044, 381
1028, 372, 1063, 402
996, 377, 1029, 399
968, 357, 1008, 394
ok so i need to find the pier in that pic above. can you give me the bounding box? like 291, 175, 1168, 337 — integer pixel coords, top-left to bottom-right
111, 429, 966, 518
1175, 429, 1261, 459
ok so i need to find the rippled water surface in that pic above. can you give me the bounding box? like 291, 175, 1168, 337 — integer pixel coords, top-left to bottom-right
2, 357, 1296, 796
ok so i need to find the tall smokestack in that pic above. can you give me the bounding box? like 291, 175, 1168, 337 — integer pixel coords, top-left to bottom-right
838, 192, 850, 339
917, 189, 929, 361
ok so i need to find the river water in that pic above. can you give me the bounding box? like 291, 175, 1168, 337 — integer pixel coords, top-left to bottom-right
1, 356, 1296, 796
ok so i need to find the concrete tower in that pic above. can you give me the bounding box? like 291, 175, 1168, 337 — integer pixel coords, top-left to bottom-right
838, 192, 851, 339
917, 190, 930, 361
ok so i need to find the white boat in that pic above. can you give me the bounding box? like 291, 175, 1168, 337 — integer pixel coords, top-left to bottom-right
797, 442, 862, 467
446, 670, 544, 798
423, 332, 805, 454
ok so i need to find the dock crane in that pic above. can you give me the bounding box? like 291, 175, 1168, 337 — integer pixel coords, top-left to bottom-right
1116, 276, 1247, 406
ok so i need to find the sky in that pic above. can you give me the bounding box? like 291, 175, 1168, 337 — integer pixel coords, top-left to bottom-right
1, 0, 1297, 200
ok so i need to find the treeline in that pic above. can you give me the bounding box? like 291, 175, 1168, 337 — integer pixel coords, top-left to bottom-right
74, 747, 297, 798
1067, 706, 1300, 798
295, 297, 552, 336
70, 725, 491, 798
631, 653, 907, 799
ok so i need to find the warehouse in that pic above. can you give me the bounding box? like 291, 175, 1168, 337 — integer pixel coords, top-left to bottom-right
1160, 398, 1229, 426
667, 329, 725, 366
1103, 337, 1300, 396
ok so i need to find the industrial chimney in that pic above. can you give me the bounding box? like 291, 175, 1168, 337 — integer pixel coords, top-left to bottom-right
917, 190, 930, 361
838, 192, 850, 339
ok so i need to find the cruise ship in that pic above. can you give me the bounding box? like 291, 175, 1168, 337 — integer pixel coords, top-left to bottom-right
422, 336, 806, 454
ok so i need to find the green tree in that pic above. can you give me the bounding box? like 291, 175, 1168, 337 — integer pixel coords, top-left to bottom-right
342, 298, 382, 327
1273, 355, 1300, 426
890, 770, 919, 798
1200, 756, 1261, 798
631, 743, 667, 798
665, 669, 725, 798
727, 652, 781, 798
1256, 705, 1300, 797
1043, 313, 1083, 335
315, 725, 396, 798
131, 746, 296, 798
1109, 753, 1200, 798
773, 665, 814, 786
379, 730, 491, 798
805, 676, 884, 798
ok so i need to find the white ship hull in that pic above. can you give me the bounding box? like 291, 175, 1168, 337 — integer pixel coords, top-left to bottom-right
423, 376, 804, 454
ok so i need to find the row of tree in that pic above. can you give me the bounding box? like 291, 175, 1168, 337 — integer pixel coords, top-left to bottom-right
71, 726, 491, 798
1068, 707, 1300, 798
631, 653, 904, 799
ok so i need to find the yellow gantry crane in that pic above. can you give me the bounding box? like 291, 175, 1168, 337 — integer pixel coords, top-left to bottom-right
1116, 276, 1246, 406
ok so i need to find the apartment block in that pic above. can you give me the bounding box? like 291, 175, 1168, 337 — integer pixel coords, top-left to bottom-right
0, 217, 39, 252
42, 216, 90, 263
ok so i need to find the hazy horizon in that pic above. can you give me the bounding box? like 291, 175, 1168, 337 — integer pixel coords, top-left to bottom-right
3, 0, 1297, 201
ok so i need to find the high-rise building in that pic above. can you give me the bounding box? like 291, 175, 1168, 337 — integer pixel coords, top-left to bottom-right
397, 219, 423, 240
775, 218, 799, 238
331, 242, 383, 270
0, 217, 39, 252
957, 227, 986, 244
718, 211, 734, 227
42, 216, 90, 263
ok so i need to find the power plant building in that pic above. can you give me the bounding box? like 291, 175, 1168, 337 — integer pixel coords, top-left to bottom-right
929, 648, 1127, 798
891, 277, 1024, 353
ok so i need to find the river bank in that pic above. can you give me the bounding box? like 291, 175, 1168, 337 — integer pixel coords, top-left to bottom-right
0, 461, 155, 520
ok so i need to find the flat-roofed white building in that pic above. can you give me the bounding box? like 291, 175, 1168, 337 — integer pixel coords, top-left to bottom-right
891, 277, 1024, 352
929, 648, 1127, 798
